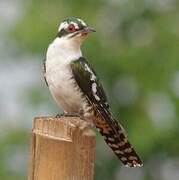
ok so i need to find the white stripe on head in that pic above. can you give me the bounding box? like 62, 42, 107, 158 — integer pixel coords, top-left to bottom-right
77, 18, 87, 27
58, 22, 69, 32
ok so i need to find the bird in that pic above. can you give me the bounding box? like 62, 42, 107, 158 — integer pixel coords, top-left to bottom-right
44, 17, 143, 167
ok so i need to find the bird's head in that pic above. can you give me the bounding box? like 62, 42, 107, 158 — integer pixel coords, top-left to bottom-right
57, 17, 95, 45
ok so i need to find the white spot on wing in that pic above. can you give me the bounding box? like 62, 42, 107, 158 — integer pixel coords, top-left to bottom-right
84, 64, 96, 81
94, 94, 100, 101
84, 63, 100, 101
92, 83, 100, 101
105, 102, 108, 106
92, 83, 97, 93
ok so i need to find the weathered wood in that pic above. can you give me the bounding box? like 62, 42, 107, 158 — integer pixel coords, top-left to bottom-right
28, 116, 96, 180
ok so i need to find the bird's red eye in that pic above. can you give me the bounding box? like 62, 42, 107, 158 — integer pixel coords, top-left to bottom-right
68, 24, 76, 32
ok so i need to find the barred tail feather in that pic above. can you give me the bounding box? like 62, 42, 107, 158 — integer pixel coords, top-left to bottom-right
94, 117, 143, 167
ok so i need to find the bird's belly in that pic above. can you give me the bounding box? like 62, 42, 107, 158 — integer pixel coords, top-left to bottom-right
46, 66, 85, 113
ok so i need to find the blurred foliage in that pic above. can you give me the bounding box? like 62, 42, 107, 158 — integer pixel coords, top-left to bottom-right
1, 0, 179, 179
0, 129, 29, 180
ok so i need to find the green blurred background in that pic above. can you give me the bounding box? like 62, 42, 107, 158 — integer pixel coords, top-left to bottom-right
1, 0, 179, 179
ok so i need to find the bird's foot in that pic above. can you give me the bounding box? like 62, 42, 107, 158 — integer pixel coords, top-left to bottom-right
63, 112, 80, 117
55, 113, 64, 118
55, 112, 84, 120
64, 110, 85, 120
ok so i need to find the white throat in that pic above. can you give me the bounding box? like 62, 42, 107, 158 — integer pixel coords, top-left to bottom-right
46, 37, 82, 65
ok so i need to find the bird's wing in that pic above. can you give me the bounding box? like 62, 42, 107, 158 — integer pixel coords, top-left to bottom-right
43, 59, 48, 86
70, 57, 142, 167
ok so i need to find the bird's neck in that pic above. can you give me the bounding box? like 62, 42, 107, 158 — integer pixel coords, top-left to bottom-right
47, 37, 82, 64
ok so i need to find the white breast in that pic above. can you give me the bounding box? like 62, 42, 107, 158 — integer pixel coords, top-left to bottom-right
45, 37, 87, 113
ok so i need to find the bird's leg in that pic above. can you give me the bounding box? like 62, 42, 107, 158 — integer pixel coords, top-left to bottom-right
55, 112, 78, 118
63, 112, 80, 117
57, 110, 84, 118
55, 112, 93, 130
55, 111, 93, 126
55, 111, 80, 118
55, 113, 65, 118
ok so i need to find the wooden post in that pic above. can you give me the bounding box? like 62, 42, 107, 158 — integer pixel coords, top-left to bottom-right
28, 116, 96, 180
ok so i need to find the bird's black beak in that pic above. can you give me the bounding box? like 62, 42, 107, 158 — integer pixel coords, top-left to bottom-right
84, 27, 96, 33
81, 27, 96, 35
68, 26, 96, 38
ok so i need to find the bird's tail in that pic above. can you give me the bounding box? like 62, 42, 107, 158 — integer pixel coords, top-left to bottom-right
94, 116, 143, 167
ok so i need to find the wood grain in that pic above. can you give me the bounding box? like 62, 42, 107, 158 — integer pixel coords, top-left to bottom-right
28, 116, 96, 180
